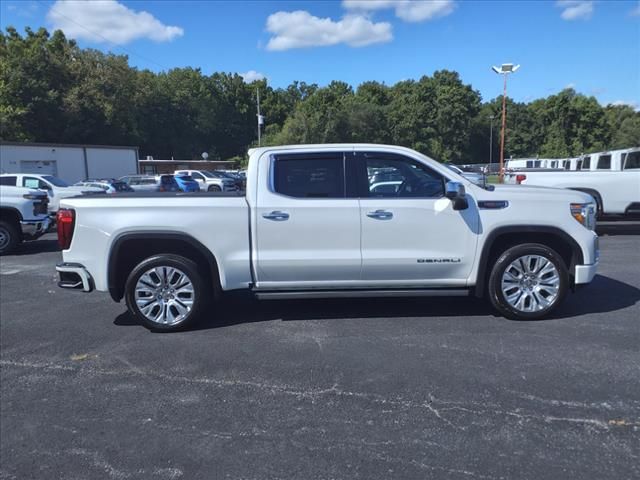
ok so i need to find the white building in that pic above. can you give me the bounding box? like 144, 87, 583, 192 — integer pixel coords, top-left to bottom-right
0, 142, 139, 184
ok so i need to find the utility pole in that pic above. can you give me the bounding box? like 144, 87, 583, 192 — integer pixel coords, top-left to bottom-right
491, 63, 520, 183
256, 89, 264, 147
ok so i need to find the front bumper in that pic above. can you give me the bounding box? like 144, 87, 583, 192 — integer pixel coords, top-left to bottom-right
21, 217, 51, 240
56, 263, 93, 292
574, 262, 598, 285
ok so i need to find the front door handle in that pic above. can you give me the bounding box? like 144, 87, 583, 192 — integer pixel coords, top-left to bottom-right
367, 209, 393, 220
262, 210, 290, 221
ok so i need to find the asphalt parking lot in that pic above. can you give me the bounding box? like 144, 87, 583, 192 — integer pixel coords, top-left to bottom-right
1, 226, 639, 480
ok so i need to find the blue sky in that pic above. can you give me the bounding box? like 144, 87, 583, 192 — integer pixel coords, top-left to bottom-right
2, 0, 639, 107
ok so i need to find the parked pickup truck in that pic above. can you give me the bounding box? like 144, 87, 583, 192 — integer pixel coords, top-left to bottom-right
504, 148, 640, 218
0, 185, 50, 255
0, 173, 103, 213
56, 144, 599, 331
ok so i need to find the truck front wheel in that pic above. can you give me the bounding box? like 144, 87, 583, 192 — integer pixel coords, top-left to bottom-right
488, 243, 569, 320
207, 185, 221, 192
124, 254, 205, 331
0, 220, 20, 255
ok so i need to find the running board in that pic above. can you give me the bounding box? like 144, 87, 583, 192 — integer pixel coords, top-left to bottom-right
253, 288, 470, 300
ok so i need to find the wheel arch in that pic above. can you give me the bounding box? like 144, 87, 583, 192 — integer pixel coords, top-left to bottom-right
107, 231, 221, 302
474, 226, 583, 298
0, 207, 23, 225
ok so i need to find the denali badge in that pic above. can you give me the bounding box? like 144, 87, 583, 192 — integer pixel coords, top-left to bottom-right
417, 258, 462, 263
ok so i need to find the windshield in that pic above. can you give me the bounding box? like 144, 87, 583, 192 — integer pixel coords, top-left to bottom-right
42, 175, 70, 187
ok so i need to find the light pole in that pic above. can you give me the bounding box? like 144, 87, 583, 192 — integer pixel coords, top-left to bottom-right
488, 114, 495, 171
492, 63, 520, 183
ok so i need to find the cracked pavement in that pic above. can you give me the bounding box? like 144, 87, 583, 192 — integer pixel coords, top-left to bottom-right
1, 229, 639, 479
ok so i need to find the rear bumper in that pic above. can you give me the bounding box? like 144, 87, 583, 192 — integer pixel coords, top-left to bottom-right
56, 262, 93, 292
574, 262, 598, 285
21, 217, 50, 240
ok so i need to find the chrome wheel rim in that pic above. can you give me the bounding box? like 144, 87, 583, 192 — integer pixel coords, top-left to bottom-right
0, 227, 9, 251
501, 255, 560, 313
134, 266, 195, 325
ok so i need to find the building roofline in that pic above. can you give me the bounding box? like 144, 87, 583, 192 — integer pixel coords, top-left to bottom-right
0, 140, 139, 150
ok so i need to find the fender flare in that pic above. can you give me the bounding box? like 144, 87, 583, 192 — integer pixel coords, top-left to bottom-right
107, 231, 220, 302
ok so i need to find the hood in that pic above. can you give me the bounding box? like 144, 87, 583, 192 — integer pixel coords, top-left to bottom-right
489, 184, 594, 203
58, 186, 104, 196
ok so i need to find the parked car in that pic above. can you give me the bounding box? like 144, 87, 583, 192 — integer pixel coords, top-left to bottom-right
56, 143, 599, 332
74, 179, 135, 194
119, 175, 181, 192
0, 185, 50, 255
504, 148, 640, 218
173, 174, 201, 192
174, 170, 237, 192
0, 173, 103, 213
446, 164, 486, 186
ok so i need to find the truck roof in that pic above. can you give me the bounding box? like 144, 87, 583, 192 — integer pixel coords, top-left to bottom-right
248, 143, 424, 157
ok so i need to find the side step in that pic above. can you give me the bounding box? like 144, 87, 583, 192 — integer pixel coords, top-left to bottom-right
254, 288, 470, 300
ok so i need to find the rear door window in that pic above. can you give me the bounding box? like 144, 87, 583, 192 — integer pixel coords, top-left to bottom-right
624, 151, 640, 169
581, 157, 591, 170
273, 153, 345, 198
597, 155, 611, 170
0, 176, 17, 186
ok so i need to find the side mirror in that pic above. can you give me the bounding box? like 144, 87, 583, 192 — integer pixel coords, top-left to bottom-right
445, 181, 469, 211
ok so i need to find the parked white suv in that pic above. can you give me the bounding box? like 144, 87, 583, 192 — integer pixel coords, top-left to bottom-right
0, 185, 50, 255
174, 170, 236, 192
56, 144, 598, 331
0, 173, 102, 213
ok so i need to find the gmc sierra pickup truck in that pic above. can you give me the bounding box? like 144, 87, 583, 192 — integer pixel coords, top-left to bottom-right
504, 148, 640, 218
56, 144, 599, 331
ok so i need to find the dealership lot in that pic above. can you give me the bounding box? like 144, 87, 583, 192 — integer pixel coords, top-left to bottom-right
1, 227, 639, 479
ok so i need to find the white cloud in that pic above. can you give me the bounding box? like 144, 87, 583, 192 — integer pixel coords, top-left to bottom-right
240, 70, 266, 83
265, 10, 392, 51
610, 100, 640, 111
565, 82, 576, 89
343, 0, 456, 22
46, 0, 184, 44
556, 1, 594, 21
630, 1, 640, 17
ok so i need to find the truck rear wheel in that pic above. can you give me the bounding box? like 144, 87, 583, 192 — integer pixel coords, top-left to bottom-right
124, 254, 205, 332
0, 220, 20, 255
488, 243, 569, 320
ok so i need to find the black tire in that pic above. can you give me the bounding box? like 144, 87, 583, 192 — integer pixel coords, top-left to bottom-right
207, 185, 222, 192
124, 254, 206, 332
487, 243, 569, 320
0, 220, 20, 256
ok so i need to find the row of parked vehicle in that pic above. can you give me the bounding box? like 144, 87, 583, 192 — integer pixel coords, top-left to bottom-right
74, 170, 247, 195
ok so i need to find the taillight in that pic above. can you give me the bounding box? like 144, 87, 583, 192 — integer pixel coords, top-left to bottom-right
516, 174, 527, 184
57, 209, 75, 250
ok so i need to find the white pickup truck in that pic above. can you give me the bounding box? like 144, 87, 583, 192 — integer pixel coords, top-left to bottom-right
56, 144, 599, 331
505, 148, 640, 218
0, 185, 50, 255
0, 173, 103, 213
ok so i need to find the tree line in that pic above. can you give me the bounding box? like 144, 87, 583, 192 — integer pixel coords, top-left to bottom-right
1, 27, 638, 165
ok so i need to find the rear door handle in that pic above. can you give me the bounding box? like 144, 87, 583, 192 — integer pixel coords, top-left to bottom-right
262, 211, 290, 221
367, 209, 393, 220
